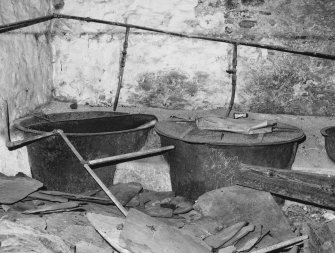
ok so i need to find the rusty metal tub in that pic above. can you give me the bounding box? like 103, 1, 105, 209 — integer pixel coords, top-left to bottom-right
14, 111, 157, 193
155, 121, 305, 200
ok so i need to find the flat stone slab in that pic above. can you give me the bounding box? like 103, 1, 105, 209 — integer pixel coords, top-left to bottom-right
194, 186, 295, 247
0, 174, 43, 204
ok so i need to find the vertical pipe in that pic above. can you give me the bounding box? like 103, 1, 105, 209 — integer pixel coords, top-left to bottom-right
113, 27, 130, 111
226, 43, 238, 118
2, 100, 11, 143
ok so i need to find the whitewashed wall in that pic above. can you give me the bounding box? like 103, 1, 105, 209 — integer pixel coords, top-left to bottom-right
0, 0, 53, 175
52, 0, 335, 115
51, 0, 232, 109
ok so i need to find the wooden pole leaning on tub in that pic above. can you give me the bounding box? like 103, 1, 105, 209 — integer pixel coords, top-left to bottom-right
56, 129, 129, 217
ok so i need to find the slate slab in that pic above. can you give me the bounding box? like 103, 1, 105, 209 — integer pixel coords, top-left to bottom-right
194, 186, 295, 247
0, 174, 43, 204
0, 219, 71, 253
95, 182, 143, 205
119, 208, 210, 253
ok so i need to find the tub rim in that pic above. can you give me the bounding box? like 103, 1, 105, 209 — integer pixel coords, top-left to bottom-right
155, 124, 305, 147
14, 111, 157, 137
320, 126, 335, 137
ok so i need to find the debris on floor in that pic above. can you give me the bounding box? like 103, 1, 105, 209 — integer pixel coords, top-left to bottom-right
0, 174, 321, 253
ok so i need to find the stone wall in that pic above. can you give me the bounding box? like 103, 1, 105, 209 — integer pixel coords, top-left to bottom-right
0, 0, 53, 175
52, 0, 335, 115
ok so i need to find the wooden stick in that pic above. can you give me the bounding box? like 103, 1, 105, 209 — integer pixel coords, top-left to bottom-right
226, 43, 238, 118
113, 27, 130, 111
88, 145, 175, 166
57, 129, 128, 217
250, 235, 308, 253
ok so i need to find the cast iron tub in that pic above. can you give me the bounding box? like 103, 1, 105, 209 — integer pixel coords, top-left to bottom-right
14, 111, 157, 193
321, 126, 335, 162
155, 121, 305, 201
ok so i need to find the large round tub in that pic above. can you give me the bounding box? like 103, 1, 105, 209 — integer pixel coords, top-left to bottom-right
155, 120, 305, 201
15, 111, 157, 193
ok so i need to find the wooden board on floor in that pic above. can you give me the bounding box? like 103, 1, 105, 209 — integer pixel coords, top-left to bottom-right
235, 164, 335, 209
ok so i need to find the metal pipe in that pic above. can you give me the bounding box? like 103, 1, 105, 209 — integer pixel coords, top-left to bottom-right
1, 100, 56, 151
2, 100, 11, 144
88, 145, 175, 166
0, 14, 334, 60
57, 129, 128, 217
226, 43, 238, 117
113, 27, 130, 111
0, 15, 54, 34
6, 132, 56, 151
55, 14, 335, 61
134, 119, 157, 130
250, 235, 308, 253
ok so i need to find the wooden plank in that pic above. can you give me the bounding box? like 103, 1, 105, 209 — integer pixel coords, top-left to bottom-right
241, 164, 335, 189
236, 164, 335, 209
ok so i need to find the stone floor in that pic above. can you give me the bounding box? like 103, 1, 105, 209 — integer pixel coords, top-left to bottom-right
36, 101, 335, 178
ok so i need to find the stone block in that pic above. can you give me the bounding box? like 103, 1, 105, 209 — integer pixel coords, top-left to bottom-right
113, 155, 172, 192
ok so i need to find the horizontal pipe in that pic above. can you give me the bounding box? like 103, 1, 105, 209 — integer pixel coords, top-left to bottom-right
56, 14, 335, 60
88, 145, 175, 166
6, 132, 56, 151
134, 119, 157, 130
0, 15, 54, 34
1, 100, 56, 151
0, 14, 334, 60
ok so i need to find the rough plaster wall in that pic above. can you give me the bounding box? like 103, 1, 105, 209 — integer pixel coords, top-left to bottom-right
51, 0, 232, 110
52, 0, 335, 116
0, 0, 53, 175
